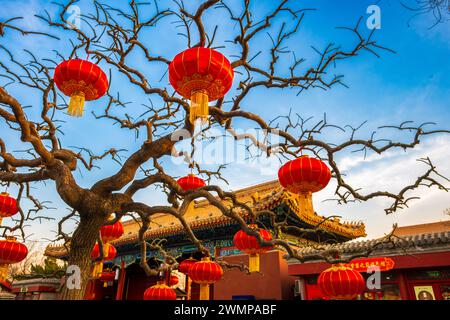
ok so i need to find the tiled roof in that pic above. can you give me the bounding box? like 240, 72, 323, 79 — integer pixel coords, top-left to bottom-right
295, 231, 450, 259
45, 180, 366, 258
393, 221, 450, 237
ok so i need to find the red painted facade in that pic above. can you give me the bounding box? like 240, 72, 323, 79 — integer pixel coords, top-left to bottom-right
289, 251, 450, 300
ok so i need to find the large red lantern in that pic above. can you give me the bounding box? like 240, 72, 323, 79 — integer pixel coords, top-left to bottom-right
189, 257, 223, 300
278, 155, 331, 215
0, 192, 18, 218
0, 237, 28, 282
233, 224, 273, 273
54, 59, 108, 117
91, 243, 117, 278
169, 47, 233, 124
100, 219, 124, 243
143, 281, 177, 300
177, 174, 206, 191
318, 264, 366, 300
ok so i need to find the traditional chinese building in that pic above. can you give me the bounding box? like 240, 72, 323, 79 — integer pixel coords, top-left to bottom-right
0, 280, 15, 300
11, 278, 61, 300
45, 180, 366, 300
288, 221, 450, 300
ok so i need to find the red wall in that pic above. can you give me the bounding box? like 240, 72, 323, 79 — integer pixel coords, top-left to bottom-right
214, 250, 296, 300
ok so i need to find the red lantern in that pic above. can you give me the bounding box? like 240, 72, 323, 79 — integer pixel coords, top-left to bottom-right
91, 243, 117, 278
91, 243, 117, 261
54, 59, 108, 117
189, 257, 223, 300
98, 271, 116, 282
233, 224, 273, 273
278, 155, 331, 215
0, 237, 28, 282
100, 219, 124, 243
0, 192, 18, 218
143, 282, 177, 300
169, 275, 179, 286
178, 257, 198, 274
318, 264, 366, 300
177, 174, 206, 191
98, 271, 116, 287
178, 257, 198, 300
169, 47, 233, 124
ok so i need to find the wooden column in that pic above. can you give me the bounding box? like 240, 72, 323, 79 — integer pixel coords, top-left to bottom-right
398, 271, 409, 300
115, 261, 126, 301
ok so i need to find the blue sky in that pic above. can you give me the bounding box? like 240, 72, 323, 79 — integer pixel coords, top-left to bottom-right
0, 0, 449, 246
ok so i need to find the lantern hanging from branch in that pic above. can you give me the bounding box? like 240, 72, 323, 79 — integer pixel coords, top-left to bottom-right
178, 257, 198, 300
0, 236, 28, 282
177, 174, 206, 191
188, 257, 223, 300
91, 243, 117, 278
0, 192, 18, 220
278, 155, 331, 216
100, 217, 124, 243
143, 281, 177, 300
233, 224, 273, 273
54, 59, 108, 117
318, 264, 366, 300
169, 47, 234, 124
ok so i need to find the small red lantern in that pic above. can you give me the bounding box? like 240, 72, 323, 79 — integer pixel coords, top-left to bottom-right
91, 243, 117, 261
233, 224, 273, 273
278, 155, 331, 215
91, 243, 117, 278
178, 257, 198, 274
54, 59, 108, 117
100, 219, 124, 243
0, 237, 28, 282
178, 257, 198, 300
98, 271, 116, 287
169, 275, 179, 286
318, 264, 366, 300
143, 282, 177, 300
189, 257, 223, 300
0, 192, 18, 218
177, 174, 206, 191
169, 47, 233, 124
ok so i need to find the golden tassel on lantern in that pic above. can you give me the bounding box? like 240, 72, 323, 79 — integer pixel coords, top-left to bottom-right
186, 276, 192, 300
199, 283, 210, 300
0, 264, 8, 282
68, 91, 86, 117
297, 191, 314, 216
189, 90, 209, 125
248, 254, 260, 273
92, 261, 103, 279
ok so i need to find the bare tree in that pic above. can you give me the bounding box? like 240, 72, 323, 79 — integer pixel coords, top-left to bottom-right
8, 241, 44, 280
401, 0, 450, 28
0, 0, 448, 300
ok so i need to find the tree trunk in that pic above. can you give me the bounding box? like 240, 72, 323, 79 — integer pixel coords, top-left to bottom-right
60, 213, 105, 300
